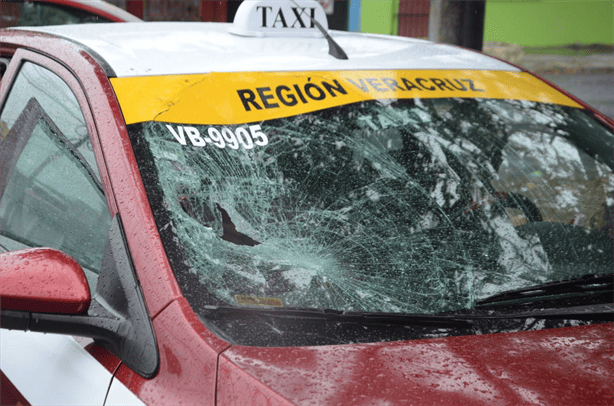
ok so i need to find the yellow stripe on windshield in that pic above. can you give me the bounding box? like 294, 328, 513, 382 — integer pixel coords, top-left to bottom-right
111, 70, 582, 125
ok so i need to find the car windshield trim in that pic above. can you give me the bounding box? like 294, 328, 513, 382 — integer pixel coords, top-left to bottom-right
203, 304, 475, 327
196, 302, 613, 346
203, 302, 613, 323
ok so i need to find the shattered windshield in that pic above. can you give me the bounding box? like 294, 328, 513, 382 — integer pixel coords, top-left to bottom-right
128, 97, 613, 315
115, 68, 613, 345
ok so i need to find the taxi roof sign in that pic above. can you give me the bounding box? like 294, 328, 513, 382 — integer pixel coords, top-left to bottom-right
229, 0, 328, 37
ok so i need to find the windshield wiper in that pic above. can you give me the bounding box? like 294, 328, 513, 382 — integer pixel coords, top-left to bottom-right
477, 273, 613, 305
199, 303, 613, 347
454, 304, 614, 322
203, 305, 473, 328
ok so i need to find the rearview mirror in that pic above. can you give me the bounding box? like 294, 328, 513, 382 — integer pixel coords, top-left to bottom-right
0, 248, 90, 314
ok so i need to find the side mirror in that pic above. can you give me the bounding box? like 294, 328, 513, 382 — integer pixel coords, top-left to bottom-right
1, 215, 159, 378
0, 248, 90, 314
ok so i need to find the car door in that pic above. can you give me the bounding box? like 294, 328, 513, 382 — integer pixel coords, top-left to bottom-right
0, 50, 117, 406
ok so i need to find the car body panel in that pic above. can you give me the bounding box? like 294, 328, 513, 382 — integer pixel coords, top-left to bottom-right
16, 22, 518, 77
217, 356, 295, 406
111, 298, 230, 406
0, 330, 139, 406
105, 381, 147, 406
219, 323, 614, 405
0, 371, 29, 406
85, 343, 123, 374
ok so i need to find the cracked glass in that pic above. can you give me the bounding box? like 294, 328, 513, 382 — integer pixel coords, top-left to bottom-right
128, 96, 613, 322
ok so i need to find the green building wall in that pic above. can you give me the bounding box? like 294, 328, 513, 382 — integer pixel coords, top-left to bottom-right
484, 0, 614, 46
360, 0, 399, 35
357, 0, 613, 46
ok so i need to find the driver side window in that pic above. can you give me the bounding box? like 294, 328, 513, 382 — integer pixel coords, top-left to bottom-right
0, 62, 111, 293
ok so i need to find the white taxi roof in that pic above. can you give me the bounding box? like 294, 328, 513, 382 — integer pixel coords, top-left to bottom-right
20, 22, 518, 78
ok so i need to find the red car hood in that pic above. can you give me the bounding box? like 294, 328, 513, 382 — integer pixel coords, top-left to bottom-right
217, 323, 613, 405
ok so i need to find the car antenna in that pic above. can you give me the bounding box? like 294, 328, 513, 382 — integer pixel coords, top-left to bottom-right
291, 0, 348, 60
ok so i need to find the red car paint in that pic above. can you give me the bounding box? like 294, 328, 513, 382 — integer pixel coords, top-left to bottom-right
0, 248, 90, 314
218, 323, 614, 405
0, 372, 30, 406
85, 342, 123, 375
1, 27, 612, 406
113, 298, 230, 405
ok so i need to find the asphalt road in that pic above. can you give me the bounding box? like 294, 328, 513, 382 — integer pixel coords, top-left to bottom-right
542, 72, 614, 120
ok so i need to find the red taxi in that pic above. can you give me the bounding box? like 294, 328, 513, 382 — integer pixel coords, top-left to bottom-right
1, 0, 612, 404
